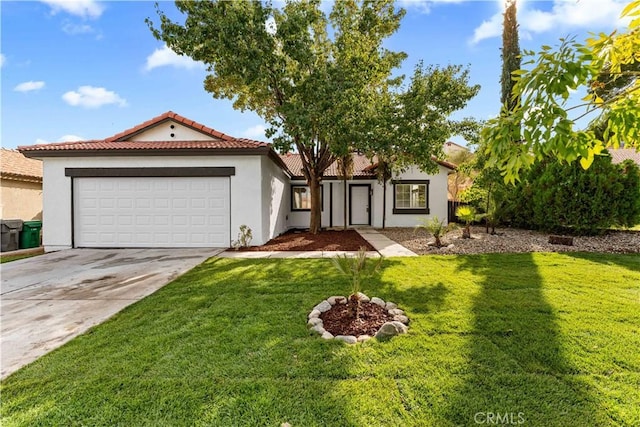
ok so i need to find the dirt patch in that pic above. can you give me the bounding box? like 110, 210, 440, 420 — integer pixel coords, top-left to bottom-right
236, 229, 375, 252
320, 301, 392, 336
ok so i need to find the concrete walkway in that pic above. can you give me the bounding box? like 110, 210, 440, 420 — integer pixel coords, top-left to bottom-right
355, 228, 417, 257
218, 228, 415, 259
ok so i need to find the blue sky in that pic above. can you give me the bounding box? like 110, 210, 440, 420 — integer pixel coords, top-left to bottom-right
0, 0, 631, 149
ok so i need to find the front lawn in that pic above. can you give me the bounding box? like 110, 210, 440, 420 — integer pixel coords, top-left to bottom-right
2, 253, 639, 426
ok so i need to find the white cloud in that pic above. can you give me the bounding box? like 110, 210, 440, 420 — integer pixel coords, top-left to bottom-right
14, 81, 46, 92
62, 85, 127, 108
36, 134, 85, 144
62, 22, 94, 35
471, 0, 630, 45
242, 124, 267, 139
0, 54, 5, 68
144, 45, 203, 72
59, 134, 84, 142
41, 0, 104, 19
470, 12, 503, 45
398, 0, 466, 14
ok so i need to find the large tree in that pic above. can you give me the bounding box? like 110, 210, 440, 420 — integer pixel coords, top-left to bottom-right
148, 0, 406, 233
148, 0, 478, 232
500, 0, 521, 112
483, 0, 640, 183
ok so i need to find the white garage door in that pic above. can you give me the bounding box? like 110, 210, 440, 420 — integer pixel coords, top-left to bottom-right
74, 177, 230, 248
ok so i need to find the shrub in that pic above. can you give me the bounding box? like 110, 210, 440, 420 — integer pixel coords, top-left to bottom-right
415, 216, 457, 247
501, 154, 640, 235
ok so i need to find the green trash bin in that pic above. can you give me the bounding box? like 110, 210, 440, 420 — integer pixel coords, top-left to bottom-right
19, 221, 42, 249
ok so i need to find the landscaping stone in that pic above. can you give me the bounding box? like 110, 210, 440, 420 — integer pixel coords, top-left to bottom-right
310, 296, 409, 343
312, 324, 326, 334
308, 317, 323, 327
356, 292, 371, 302
313, 300, 332, 313
371, 297, 386, 308
388, 308, 405, 316
335, 335, 358, 344
393, 315, 409, 325
375, 321, 408, 341
357, 334, 372, 342
549, 235, 574, 246
327, 296, 347, 305
385, 302, 397, 311
321, 331, 334, 340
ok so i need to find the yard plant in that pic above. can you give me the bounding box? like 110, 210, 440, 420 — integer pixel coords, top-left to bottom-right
415, 216, 457, 247
1, 253, 638, 426
330, 247, 383, 319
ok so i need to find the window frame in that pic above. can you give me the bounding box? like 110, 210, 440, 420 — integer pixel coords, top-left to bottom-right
291, 184, 324, 212
392, 180, 430, 214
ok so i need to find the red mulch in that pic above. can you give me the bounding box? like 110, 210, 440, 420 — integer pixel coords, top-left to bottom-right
236, 229, 375, 251
320, 301, 393, 336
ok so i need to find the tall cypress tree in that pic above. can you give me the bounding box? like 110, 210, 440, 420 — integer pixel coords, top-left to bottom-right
500, 0, 521, 111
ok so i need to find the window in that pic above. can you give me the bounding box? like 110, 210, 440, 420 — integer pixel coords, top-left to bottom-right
393, 180, 429, 214
291, 185, 323, 211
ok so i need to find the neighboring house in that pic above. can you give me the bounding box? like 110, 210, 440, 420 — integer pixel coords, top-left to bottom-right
0, 148, 43, 221
609, 147, 640, 166
19, 111, 454, 251
443, 140, 470, 157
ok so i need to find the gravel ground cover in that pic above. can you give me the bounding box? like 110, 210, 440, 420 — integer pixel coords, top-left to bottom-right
378, 226, 640, 255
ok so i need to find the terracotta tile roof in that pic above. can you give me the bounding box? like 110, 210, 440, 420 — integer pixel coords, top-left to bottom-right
19, 139, 269, 152
105, 110, 233, 142
0, 148, 43, 182
280, 153, 455, 179
17, 111, 271, 154
609, 148, 640, 165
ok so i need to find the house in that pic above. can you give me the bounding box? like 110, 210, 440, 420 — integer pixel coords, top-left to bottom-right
609, 147, 640, 166
443, 140, 470, 157
19, 111, 454, 252
0, 149, 43, 221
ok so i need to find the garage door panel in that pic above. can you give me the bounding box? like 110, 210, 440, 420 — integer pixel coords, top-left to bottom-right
75, 177, 230, 248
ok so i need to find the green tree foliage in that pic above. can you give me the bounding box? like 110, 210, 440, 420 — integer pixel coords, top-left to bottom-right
484, 0, 640, 183
148, 0, 404, 233
501, 155, 640, 235
501, 0, 521, 112
148, 0, 479, 233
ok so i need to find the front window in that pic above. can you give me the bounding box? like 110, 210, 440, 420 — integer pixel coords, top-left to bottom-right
393, 181, 429, 214
291, 185, 323, 211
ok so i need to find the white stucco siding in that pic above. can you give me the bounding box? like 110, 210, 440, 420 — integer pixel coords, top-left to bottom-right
129, 121, 218, 141
372, 165, 450, 228
260, 156, 289, 244
40, 155, 267, 251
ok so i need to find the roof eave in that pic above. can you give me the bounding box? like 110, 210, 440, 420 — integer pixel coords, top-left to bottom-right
19, 147, 273, 158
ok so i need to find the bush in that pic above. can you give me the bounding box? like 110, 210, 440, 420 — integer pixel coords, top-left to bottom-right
502, 154, 640, 235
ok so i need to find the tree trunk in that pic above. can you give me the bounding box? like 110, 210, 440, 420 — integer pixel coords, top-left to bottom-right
309, 175, 322, 234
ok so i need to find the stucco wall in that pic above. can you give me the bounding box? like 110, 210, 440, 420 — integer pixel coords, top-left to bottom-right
129, 121, 217, 141
372, 165, 450, 228
40, 155, 270, 251
0, 179, 43, 221
260, 156, 289, 244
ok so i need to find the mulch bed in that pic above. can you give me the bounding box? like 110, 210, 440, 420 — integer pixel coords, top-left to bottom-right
320, 301, 392, 336
236, 229, 375, 252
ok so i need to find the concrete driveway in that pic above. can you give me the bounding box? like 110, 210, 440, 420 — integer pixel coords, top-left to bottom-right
1, 248, 220, 379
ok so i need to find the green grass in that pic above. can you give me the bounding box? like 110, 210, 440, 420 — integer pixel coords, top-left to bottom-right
0, 251, 42, 264
1, 253, 639, 426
